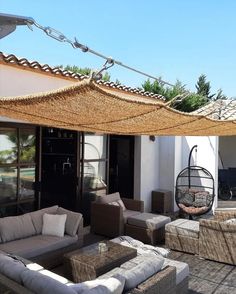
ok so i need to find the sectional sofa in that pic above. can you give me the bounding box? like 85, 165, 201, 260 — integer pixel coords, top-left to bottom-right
0, 205, 83, 268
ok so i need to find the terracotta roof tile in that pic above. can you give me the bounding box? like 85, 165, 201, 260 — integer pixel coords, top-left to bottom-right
0, 51, 165, 101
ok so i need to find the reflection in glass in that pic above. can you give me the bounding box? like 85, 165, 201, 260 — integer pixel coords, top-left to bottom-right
83, 161, 107, 190
84, 134, 107, 160
19, 129, 36, 163
19, 167, 35, 199
0, 128, 17, 164
0, 167, 17, 202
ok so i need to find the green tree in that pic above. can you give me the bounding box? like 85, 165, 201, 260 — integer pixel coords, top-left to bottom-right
195, 74, 215, 100
214, 89, 228, 101
59, 65, 111, 81
142, 79, 208, 112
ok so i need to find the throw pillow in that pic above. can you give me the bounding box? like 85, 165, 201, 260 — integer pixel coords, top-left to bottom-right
57, 207, 82, 236
70, 274, 125, 294
42, 213, 67, 237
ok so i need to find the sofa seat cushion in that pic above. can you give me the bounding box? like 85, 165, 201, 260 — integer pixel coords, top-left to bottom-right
99, 255, 164, 291
123, 210, 141, 224
163, 258, 189, 285
111, 236, 170, 257
29, 205, 59, 234
21, 269, 76, 294
70, 274, 125, 294
127, 213, 171, 230
165, 219, 199, 239
0, 253, 28, 283
57, 207, 82, 236
0, 213, 36, 243
0, 234, 78, 259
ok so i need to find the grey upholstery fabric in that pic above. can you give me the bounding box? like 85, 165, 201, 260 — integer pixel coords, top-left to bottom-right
165, 219, 199, 239
127, 213, 171, 230
100, 255, 164, 291
57, 207, 82, 236
0, 234, 78, 259
0, 254, 28, 283
96, 192, 121, 204
163, 258, 189, 285
21, 270, 76, 294
123, 210, 141, 223
70, 274, 125, 294
0, 214, 36, 243
29, 205, 59, 234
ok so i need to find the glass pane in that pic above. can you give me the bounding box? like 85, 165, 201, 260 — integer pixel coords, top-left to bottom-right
84, 134, 107, 160
83, 161, 107, 190
0, 205, 17, 217
19, 128, 36, 163
0, 167, 17, 203
0, 128, 17, 164
19, 167, 35, 200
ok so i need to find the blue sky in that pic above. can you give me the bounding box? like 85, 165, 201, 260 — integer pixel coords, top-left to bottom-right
1, 0, 236, 97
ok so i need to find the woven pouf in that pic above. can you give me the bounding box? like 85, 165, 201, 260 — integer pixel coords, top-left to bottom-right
165, 219, 199, 254
125, 212, 171, 245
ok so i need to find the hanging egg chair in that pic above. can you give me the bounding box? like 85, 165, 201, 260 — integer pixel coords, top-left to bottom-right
175, 145, 215, 218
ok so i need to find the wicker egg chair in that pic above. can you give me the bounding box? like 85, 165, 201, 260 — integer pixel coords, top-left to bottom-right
175, 145, 215, 219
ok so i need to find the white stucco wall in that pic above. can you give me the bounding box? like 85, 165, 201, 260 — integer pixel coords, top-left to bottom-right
134, 135, 159, 212
219, 136, 236, 168
0, 64, 75, 97
158, 136, 219, 211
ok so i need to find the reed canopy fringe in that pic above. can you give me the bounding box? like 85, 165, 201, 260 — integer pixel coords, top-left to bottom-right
0, 79, 235, 136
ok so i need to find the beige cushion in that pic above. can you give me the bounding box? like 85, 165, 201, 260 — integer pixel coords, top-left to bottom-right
42, 213, 67, 237
123, 210, 141, 223
0, 234, 78, 259
165, 219, 199, 239
30, 206, 59, 234
96, 192, 121, 204
127, 213, 171, 230
0, 214, 36, 243
163, 258, 189, 285
57, 207, 82, 236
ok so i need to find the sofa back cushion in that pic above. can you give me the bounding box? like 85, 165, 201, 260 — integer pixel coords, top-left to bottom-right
42, 213, 67, 237
21, 269, 77, 294
0, 214, 36, 243
57, 207, 82, 236
0, 254, 28, 283
96, 192, 121, 204
29, 205, 59, 234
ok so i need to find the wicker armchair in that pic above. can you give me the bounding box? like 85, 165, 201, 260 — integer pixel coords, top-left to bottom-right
199, 209, 236, 265
90, 192, 144, 238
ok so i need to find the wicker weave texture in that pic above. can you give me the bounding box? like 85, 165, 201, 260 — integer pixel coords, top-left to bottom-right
165, 232, 199, 255
0, 79, 235, 136
199, 218, 236, 265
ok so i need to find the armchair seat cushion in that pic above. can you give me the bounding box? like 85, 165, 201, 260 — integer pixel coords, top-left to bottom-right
0, 234, 78, 259
123, 210, 141, 223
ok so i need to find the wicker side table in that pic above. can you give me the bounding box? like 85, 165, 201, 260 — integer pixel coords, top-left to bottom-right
64, 240, 137, 282
152, 189, 173, 214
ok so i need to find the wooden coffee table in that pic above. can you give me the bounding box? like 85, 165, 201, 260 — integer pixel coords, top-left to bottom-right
64, 240, 137, 282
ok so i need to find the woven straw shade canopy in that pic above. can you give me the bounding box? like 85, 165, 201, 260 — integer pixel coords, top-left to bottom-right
0, 79, 235, 136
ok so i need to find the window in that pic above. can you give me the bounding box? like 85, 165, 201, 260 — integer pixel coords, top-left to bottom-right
0, 126, 36, 217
